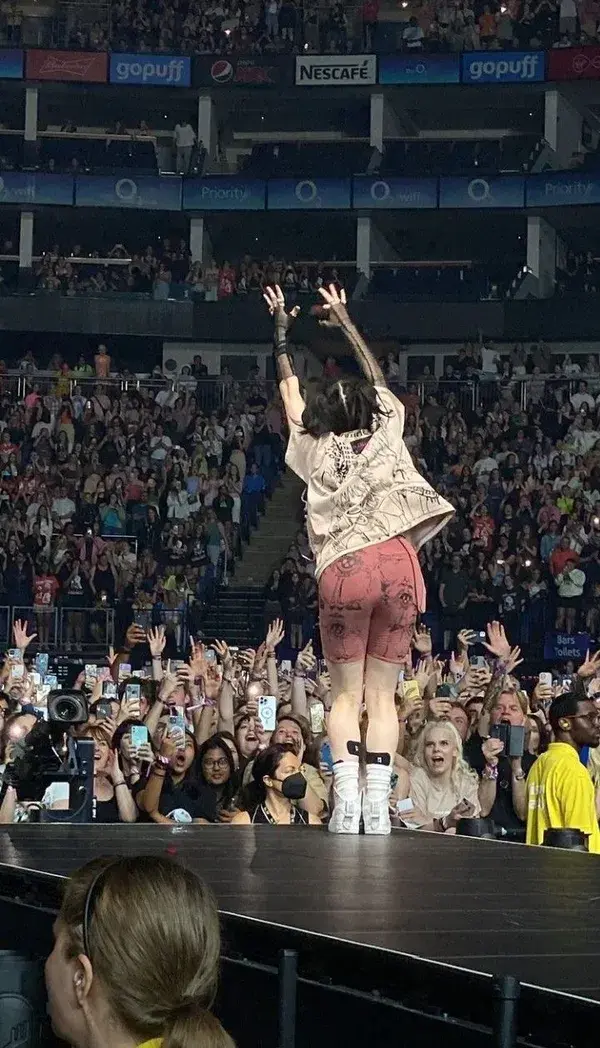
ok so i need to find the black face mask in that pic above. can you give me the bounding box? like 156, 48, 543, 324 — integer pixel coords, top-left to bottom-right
281, 773, 307, 801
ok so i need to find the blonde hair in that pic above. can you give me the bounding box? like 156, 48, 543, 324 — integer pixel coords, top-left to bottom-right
59, 856, 234, 1048
413, 719, 478, 797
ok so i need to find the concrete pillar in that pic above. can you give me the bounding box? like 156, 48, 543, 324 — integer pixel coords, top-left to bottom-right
527, 215, 556, 299
356, 216, 399, 281
19, 210, 34, 289
544, 89, 582, 168
370, 92, 409, 152
189, 216, 213, 264
24, 86, 38, 167
197, 95, 216, 161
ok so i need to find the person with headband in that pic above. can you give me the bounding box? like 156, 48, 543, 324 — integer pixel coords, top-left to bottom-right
263, 283, 453, 835
45, 854, 235, 1048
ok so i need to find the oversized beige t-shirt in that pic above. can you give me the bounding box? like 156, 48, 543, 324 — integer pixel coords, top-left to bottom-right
409, 765, 481, 823
285, 385, 454, 579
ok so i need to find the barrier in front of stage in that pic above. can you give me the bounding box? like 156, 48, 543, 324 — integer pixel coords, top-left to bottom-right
0, 872, 596, 1048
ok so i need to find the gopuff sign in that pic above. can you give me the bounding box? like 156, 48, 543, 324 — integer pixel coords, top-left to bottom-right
461, 50, 544, 83
109, 52, 191, 86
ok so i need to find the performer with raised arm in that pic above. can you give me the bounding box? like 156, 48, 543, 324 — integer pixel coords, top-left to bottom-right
263, 284, 454, 834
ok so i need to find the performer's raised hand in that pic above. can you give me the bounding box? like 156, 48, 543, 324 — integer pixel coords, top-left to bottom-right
263, 284, 300, 341
315, 283, 350, 328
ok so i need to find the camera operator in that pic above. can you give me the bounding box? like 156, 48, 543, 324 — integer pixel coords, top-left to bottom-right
0, 711, 44, 823
45, 723, 137, 823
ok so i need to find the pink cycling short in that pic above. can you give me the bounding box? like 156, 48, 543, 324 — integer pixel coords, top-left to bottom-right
318, 535, 426, 665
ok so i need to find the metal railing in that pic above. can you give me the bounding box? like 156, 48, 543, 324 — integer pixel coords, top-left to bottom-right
0, 370, 275, 409
7, 605, 114, 650
414, 370, 600, 415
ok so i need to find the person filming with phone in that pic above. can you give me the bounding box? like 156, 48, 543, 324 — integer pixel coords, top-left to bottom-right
136, 724, 216, 824
241, 714, 328, 819
464, 688, 534, 836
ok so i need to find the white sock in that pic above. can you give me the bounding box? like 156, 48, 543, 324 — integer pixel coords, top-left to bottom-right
332, 761, 360, 802
365, 763, 392, 804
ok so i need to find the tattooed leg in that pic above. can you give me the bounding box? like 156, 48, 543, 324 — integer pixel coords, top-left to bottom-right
364, 656, 404, 762
327, 661, 365, 766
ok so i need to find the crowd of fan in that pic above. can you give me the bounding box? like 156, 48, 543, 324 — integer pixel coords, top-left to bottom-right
1, 606, 600, 852
30, 248, 348, 301
389, 0, 600, 55
0, 342, 285, 648
10, 0, 600, 55
557, 250, 600, 297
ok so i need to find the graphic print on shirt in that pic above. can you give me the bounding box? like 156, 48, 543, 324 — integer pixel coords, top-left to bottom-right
318, 410, 448, 564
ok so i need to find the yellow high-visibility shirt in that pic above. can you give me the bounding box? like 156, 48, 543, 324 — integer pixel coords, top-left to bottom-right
526, 742, 600, 853
138, 1041, 162, 1048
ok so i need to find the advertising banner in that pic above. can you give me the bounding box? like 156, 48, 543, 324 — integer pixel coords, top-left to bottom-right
0, 172, 73, 205
75, 175, 181, 210
0, 49, 23, 79
183, 177, 265, 210
439, 175, 525, 209
193, 55, 288, 87
543, 631, 591, 661
109, 52, 191, 86
548, 46, 600, 80
25, 49, 108, 82
267, 177, 351, 209
352, 176, 437, 209
295, 54, 376, 85
378, 53, 459, 85
461, 50, 545, 83
526, 172, 600, 207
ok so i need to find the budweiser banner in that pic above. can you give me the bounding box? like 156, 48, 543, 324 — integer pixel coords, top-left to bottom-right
25, 49, 108, 82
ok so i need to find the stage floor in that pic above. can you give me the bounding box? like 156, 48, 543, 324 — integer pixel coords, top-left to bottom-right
1, 824, 600, 1002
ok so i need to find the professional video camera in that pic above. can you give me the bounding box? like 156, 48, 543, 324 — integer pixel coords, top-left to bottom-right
8, 691, 95, 823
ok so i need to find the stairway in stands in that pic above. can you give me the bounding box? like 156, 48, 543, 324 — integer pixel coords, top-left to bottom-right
234, 471, 305, 587
198, 471, 305, 647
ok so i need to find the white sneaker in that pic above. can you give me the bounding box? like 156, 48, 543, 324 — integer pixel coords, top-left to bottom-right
328, 794, 362, 834
362, 793, 391, 835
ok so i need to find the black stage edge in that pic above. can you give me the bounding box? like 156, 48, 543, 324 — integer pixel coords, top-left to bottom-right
0, 825, 599, 1047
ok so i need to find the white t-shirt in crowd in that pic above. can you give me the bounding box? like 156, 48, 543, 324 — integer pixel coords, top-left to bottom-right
473, 455, 498, 476
52, 496, 76, 521
285, 385, 454, 579
150, 434, 172, 461
174, 123, 195, 148
571, 392, 596, 412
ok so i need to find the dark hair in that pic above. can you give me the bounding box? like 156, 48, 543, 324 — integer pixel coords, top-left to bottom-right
196, 733, 239, 809
275, 713, 320, 770
117, 677, 157, 705
301, 376, 390, 438
548, 691, 580, 733
0, 690, 18, 714
111, 718, 156, 777
243, 743, 296, 809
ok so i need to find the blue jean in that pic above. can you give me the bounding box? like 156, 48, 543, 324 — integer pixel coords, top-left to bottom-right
243, 491, 262, 529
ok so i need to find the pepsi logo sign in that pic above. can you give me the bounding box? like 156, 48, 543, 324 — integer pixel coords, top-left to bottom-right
211, 60, 233, 83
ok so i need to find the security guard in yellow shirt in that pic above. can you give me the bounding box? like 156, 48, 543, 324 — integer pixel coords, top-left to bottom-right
526, 692, 600, 853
